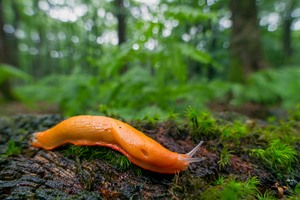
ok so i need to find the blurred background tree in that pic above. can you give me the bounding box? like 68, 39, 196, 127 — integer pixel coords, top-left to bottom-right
0, 0, 18, 101
228, 0, 266, 83
0, 0, 299, 118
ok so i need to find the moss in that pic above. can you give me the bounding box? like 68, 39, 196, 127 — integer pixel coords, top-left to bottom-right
201, 176, 260, 200
256, 190, 277, 200
5, 140, 22, 156
250, 139, 298, 172
220, 120, 249, 141
143, 113, 161, 123
185, 107, 219, 141
62, 145, 135, 172
214, 176, 225, 185
168, 172, 206, 199
257, 117, 300, 144
218, 147, 233, 170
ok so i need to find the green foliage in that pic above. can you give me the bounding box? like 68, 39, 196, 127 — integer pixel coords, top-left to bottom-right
3, 0, 300, 119
295, 182, 300, 196
5, 140, 21, 156
0, 64, 31, 84
16, 66, 230, 118
8, 0, 231, 119
289, 103, 300, 121
16, 72, 98, 116
177, 42, 213, 65
7, 0, 235, 119
165, 5, 215, 23
250, 139, 298, 171
231, 67, 300, 108
97, 43, 134, 79
201, 176, 260, 200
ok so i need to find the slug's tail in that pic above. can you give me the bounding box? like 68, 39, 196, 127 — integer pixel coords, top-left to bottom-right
30, 132, 40, 148
183, 141, 205, 164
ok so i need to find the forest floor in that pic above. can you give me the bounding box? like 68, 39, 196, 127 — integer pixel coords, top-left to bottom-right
0, 102, 299, 199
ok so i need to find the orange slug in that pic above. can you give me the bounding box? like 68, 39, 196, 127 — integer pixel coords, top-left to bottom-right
31, 115, 204, 174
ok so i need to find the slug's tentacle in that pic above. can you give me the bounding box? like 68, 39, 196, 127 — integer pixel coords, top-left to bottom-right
183, 141, 205, 164
187, 141, 204, 157
183, 157, 205, 164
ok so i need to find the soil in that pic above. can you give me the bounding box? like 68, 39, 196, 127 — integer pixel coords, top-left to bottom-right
0, 102, 299, 199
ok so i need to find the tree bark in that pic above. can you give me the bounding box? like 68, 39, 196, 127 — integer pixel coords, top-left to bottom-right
0, 114, 216, 199
1, 114, 294, 199
228, 0, 266, 83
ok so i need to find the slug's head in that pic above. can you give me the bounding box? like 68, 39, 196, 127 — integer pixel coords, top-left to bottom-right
174, 141, 205, 173
128, 141, 205, 174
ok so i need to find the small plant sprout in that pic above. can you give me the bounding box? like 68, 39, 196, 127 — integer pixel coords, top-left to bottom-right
256, 190, 277, 200
201, 176, 260, 200
198, 112, 218, 136
268, 139, 298, 170
221, 120, 248, 141
5, 140, 21, 156
185, 107, 218, 141
251, 139, 298, 171
222, 177, 259, 200
185, 106, 200, 129
213, 176, 225, 185
142, 113, 160, 127
218, 147, 233, 170
167, 110, 180, 121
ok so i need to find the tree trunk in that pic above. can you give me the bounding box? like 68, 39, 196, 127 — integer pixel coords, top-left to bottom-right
114, 0, 128, 73
282, 0, 295, 64
115, 0, 126, 45
0, 0, 17, 101
228, 0, 266, 83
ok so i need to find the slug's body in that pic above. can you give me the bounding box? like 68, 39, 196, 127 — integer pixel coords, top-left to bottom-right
32, 115, 204, 174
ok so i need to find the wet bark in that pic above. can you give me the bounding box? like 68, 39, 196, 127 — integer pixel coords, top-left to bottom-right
0, 114, 298, 199
0, 115, 213, 199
